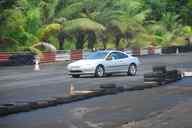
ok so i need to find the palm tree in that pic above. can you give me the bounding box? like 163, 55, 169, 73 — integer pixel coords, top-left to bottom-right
105, 0, 148, 48
63, 18, 105, 49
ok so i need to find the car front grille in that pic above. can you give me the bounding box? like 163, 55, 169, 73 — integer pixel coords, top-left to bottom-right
70, 70, 82, 73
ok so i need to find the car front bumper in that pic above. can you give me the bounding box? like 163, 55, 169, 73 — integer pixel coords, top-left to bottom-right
68, 67, 96, 75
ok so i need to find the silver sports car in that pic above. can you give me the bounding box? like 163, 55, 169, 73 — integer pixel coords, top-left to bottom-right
67, 50, 140, 78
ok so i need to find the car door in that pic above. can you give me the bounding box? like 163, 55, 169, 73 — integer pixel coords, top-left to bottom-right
114, 52, 130, 72
104, 52, 119, 73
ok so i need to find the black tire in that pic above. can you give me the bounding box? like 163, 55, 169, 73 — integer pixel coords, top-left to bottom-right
72, 75, 80, 78
153, 66, 167, 73
95, 65, 105, 77
127, 64, 137, 76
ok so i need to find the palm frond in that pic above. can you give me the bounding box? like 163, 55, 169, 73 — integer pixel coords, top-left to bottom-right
63, 18, 106, 32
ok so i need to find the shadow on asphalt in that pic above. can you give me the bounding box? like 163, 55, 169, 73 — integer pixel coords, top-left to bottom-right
70, 73, 137, 78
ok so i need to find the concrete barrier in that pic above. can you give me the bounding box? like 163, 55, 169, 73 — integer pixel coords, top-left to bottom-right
148, 47, 155, 55
140, 49, 148, 55
0, 52, 10, 62
40, 52, 56, 63
70, 50, 83, 60
154, 48, 162, 55
0, 47, 163, 64
130, 48, 162, 56
123, 49, 132, 55
132, 48, 140, 56
56, 53, 70, 61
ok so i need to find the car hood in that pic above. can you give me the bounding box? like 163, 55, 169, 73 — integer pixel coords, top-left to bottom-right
69, 59, 103, 67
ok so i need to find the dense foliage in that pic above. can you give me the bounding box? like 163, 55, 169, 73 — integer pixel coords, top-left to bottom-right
0, 0, 192, 51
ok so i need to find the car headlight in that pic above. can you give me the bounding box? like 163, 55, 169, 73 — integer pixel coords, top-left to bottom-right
67, 65, 71, 70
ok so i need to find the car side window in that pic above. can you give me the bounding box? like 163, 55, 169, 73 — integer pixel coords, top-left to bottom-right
115, 52, 128, 59
107, 53, 118, 60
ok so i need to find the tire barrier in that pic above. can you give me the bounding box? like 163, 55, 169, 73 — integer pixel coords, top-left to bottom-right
144, 66, 183, 85
162, 45, 192, 54
0, 76, 182, 117
9, 54, 35, 66
0, 53, 35, 66
1, 45, 192, 64
153, 66, 167, 73
0, 52, 56, 66
162, 46, 177, 54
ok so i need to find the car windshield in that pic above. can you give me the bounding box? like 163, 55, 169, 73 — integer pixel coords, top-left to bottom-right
86, 51, 109, 59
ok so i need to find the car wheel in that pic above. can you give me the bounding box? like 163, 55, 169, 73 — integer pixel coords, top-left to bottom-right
95, 65, 105, 77
72, 75, 80, 78
128, 64, 137, 76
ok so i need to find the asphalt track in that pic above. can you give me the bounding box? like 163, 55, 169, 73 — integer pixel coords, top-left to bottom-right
0, 53, 192, 128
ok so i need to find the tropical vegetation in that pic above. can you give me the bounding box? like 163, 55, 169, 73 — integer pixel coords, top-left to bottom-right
0, 0, 192, 52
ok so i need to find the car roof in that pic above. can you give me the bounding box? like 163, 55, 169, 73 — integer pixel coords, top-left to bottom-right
96, 50, 127, 54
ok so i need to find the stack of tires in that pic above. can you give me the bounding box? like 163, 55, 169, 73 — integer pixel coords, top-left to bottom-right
9, 54, 35, 66
144, 66, 182, 85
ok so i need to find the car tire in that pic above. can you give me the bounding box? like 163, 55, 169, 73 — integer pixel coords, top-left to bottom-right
72, 75, 80, 78
127, 64, 137, 76
95, 65, 105, 77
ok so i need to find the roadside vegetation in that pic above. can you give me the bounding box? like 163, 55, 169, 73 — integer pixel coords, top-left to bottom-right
0, 0, 192, 52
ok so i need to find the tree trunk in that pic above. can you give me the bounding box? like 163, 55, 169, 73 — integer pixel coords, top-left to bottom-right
87, 31, 96, 51
103, 41, 107, 49
98, 33, 107, 50
75, 31, 85, 49
57, 32, 66, 50
125, 32, 133, 48
115, 32, 121, 49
